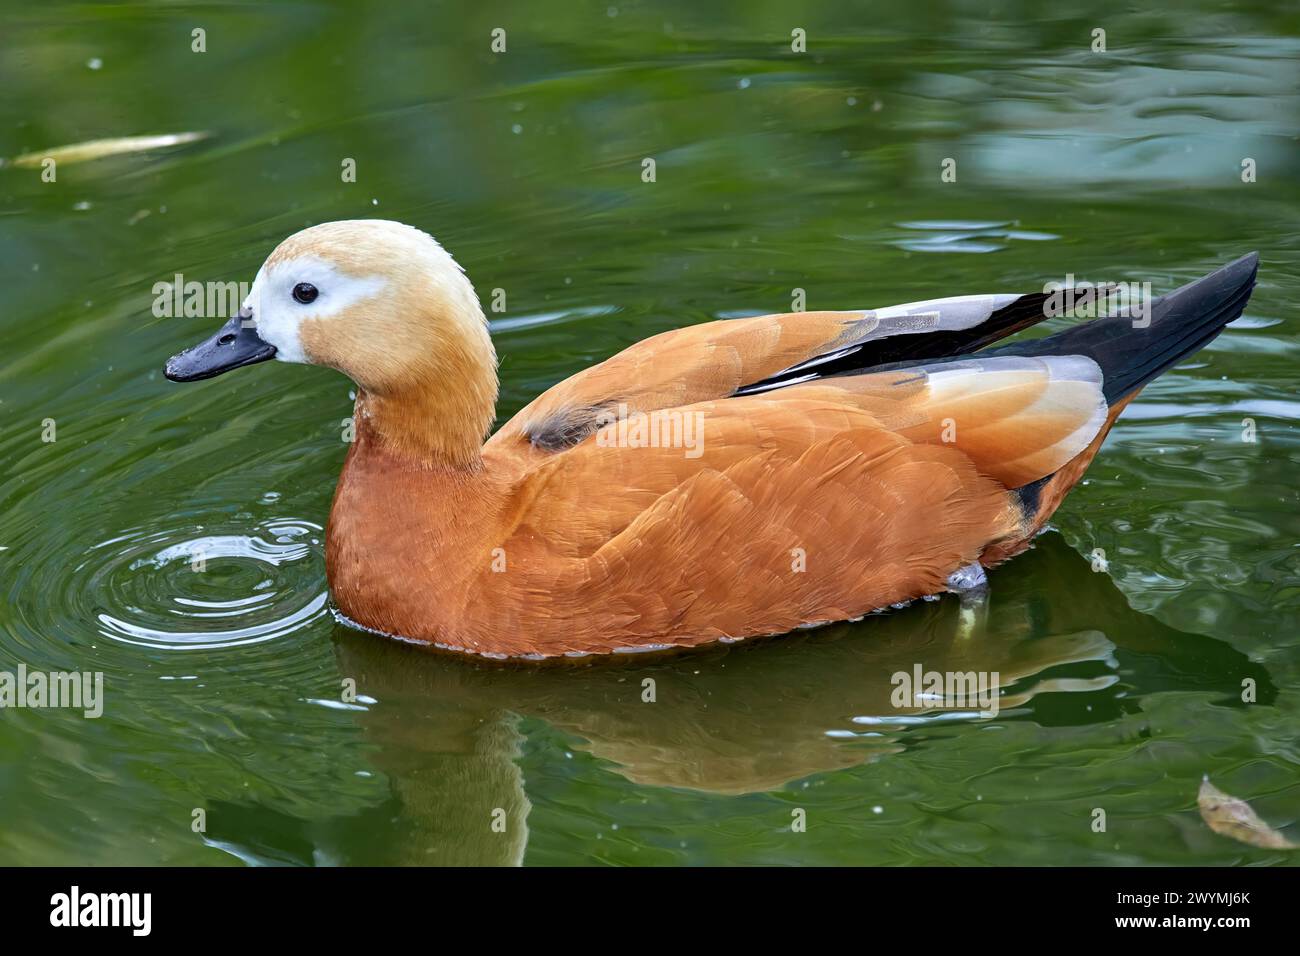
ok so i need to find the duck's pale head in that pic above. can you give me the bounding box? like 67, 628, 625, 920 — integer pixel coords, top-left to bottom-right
166, 219, 498, 466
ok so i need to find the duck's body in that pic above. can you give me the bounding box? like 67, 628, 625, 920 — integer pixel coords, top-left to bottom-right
166, 221, 1258, 659
327, 315, 1073, 658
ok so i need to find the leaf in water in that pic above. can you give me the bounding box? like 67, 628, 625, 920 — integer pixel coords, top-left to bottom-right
4, 132, 208, 168
1198, 777, 1298, 850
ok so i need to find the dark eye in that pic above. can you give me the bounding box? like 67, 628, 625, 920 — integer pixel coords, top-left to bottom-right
292, 282, 318, 304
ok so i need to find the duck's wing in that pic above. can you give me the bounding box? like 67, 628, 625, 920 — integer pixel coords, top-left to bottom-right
503, 353, 1106, 542
804, 353, 1108, 487
471, 353, 1107, 653
496, 292, 1049, 453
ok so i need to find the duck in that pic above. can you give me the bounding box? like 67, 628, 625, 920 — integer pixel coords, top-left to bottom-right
164, 220, 1258, 660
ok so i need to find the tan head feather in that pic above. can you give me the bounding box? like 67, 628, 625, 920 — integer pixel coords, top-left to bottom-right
248, 220, 498, 467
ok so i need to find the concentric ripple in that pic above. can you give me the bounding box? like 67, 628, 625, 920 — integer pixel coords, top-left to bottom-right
73, 518, 328, 650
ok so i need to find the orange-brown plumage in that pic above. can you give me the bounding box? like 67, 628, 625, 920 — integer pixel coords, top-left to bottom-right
164, 221, 1259, 659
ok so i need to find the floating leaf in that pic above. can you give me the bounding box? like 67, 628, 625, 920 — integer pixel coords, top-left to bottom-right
1198, 777, 1298, 850
4, 132, 208, 168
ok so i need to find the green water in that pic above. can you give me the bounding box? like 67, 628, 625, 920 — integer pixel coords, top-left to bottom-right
1, 1, 1298, 866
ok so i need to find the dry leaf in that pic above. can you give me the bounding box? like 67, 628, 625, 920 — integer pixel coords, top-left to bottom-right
5, 132, 208, 168
1198, 776, 1298, 849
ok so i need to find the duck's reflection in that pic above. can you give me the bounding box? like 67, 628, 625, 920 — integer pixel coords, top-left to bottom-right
332, 532, 1273, 864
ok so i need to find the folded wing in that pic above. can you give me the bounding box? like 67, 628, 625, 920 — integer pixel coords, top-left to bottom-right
498, 292, 1050, 453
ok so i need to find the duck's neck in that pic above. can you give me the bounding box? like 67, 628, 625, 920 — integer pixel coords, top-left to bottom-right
355, 386, 491, 470
352, 325, 499, 470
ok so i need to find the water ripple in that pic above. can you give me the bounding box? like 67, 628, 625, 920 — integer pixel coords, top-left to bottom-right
75, 518, 327, 650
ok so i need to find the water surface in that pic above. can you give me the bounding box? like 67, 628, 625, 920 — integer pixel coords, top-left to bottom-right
1, 1, 1298, 865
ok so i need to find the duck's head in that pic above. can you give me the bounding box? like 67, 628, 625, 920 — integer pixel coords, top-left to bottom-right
166, 219, 497, 466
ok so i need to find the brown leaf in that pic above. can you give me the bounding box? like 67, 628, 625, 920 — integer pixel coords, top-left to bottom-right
1198, 777, 1298, 850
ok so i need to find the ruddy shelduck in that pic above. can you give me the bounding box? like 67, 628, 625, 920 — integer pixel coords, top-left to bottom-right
165, 220, 1258, 659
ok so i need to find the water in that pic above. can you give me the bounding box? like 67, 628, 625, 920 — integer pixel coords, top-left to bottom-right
1, 1, 1298, 865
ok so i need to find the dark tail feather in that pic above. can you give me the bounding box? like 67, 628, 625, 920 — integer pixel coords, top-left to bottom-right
990, 253, 1259, 404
